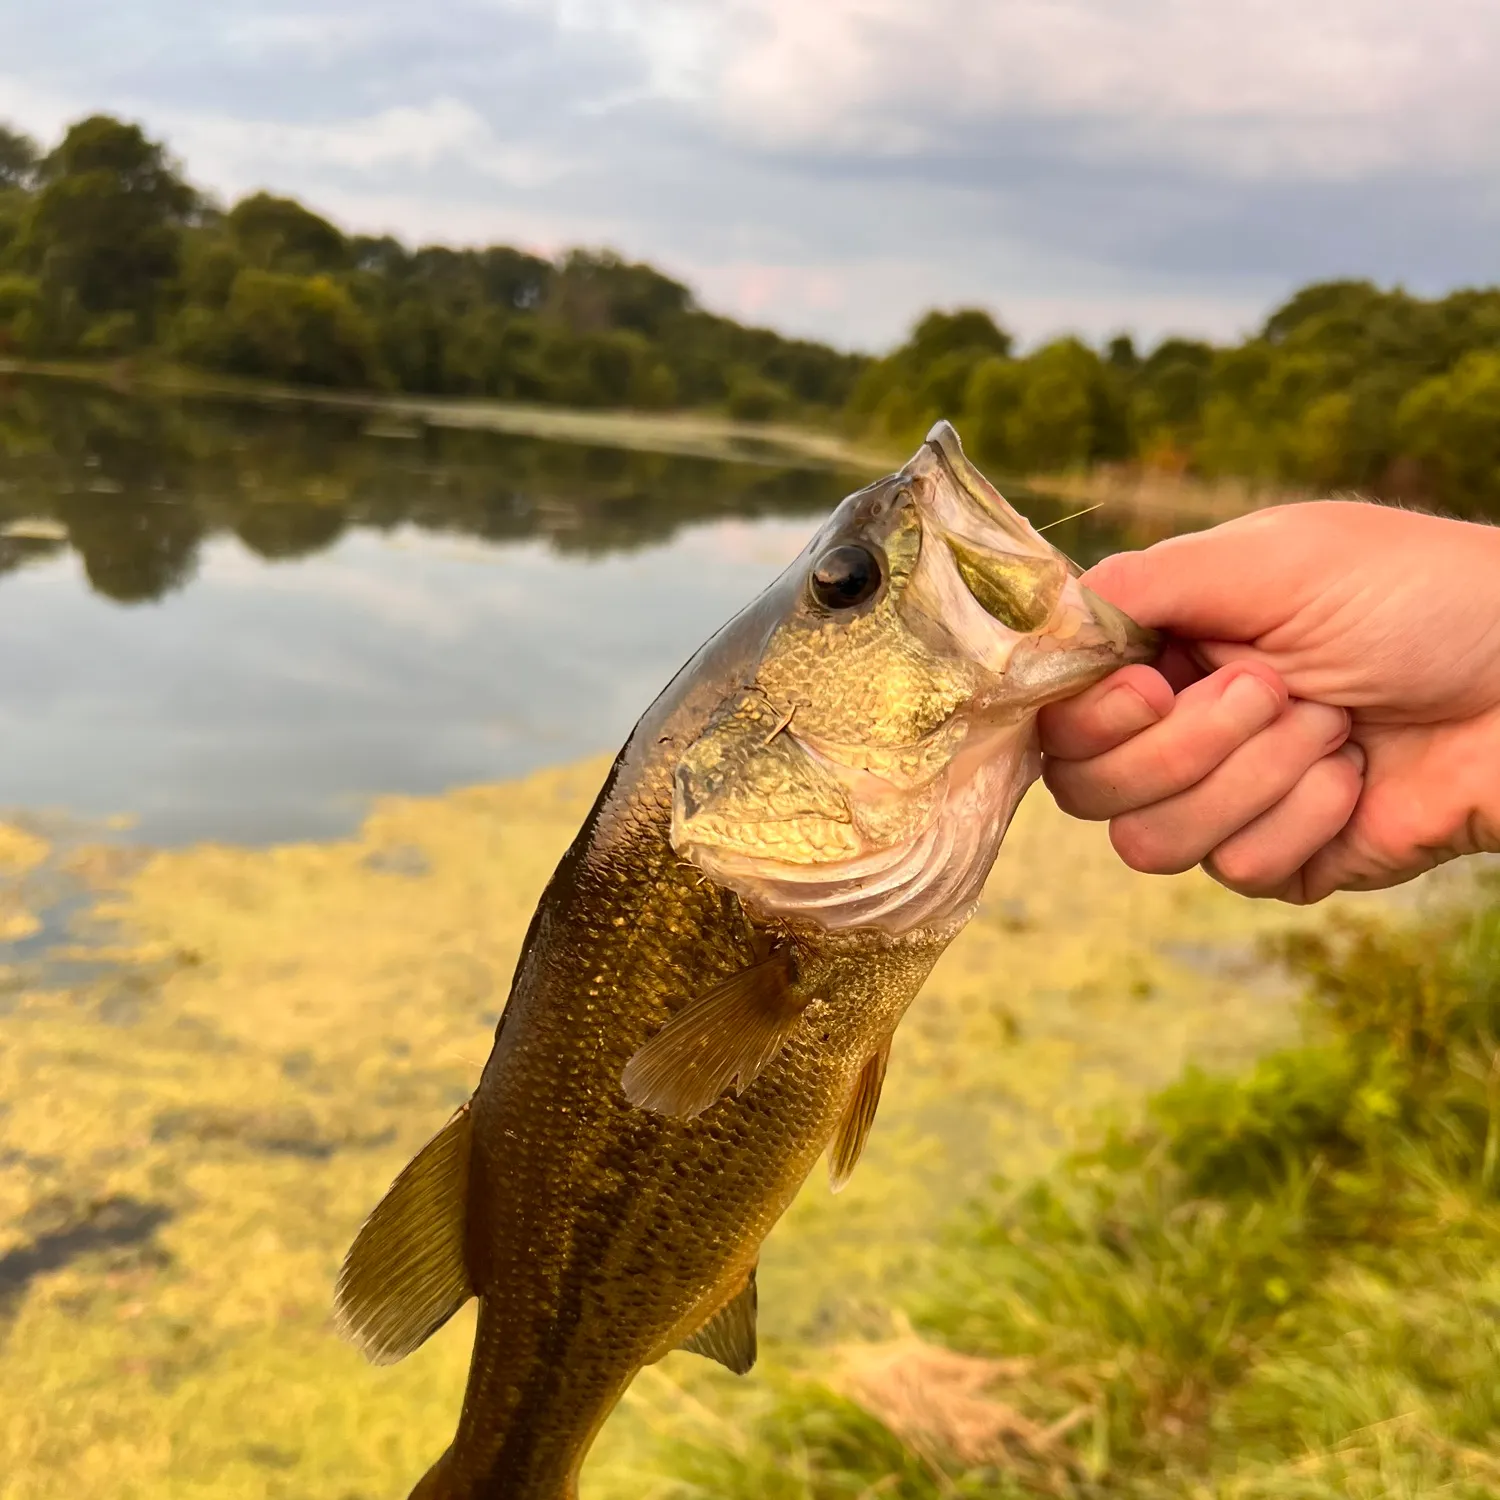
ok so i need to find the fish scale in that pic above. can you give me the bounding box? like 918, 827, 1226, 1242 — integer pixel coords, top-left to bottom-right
334, 422, 1158, 1499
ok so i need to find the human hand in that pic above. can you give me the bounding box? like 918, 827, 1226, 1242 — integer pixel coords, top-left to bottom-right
1038, 501, 1500, 903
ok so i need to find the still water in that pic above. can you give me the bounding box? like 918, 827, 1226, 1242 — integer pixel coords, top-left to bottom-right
0, 376, 1139, 845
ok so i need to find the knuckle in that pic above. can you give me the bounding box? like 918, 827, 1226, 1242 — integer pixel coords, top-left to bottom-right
1110, 817, 1190, 876
1044, 765, 1110, 820
1040, 760, 1085, 814
1143, 737, 1204, 795
1203, 843, 1275, 895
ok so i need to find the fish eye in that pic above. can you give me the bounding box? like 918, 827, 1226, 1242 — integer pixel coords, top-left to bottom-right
809, 543, 883, 611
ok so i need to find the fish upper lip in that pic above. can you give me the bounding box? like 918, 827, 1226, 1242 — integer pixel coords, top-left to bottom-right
1079, 584, 1162, 663
915, 420, 1035, 548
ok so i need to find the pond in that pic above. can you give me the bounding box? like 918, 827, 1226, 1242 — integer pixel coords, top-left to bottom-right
0, 375, 1145, 846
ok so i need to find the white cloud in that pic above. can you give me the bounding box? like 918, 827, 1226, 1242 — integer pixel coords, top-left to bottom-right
157, 97, 572, 196
537, 0, 1500, 178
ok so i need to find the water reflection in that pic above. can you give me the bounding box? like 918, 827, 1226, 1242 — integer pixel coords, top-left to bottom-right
0, 378, 862, 603
0, 378, 1165, 845
0, 376, 1160, 603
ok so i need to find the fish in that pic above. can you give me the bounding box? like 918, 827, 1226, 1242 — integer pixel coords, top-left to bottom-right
333, 421, 1158, 1500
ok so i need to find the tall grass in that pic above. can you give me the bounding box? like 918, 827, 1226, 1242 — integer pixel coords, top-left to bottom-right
664, 894, 1500, 1498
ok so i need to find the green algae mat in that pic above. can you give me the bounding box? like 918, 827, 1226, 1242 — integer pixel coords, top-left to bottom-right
0, 761, 1362, 1499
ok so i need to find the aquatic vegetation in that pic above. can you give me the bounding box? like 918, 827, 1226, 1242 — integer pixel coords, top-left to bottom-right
0, 822, 46, 944
664, 894, 1500, 1498
0, 755, 1324, 1498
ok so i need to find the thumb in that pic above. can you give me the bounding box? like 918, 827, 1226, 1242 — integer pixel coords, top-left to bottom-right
1082, 504, 1346, 645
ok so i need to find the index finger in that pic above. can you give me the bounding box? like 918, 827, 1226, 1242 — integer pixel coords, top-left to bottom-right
1038, 664, 1173, 761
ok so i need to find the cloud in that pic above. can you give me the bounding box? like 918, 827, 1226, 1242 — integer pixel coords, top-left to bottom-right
0, 0, 1497, 349
545, 0, 1500, 179
163, 97, 572, 198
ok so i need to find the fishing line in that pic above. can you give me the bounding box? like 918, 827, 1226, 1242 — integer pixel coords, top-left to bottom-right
1036, 502, 1104, 532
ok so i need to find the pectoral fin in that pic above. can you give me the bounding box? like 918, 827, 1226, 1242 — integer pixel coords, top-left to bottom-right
333, 1104, 474, 1365
622, 948, 806, 1119
828, 1040, 890, 1192
679, 1267, 758, 1375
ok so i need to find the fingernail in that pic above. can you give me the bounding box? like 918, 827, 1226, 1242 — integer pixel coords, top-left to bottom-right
1338, 739, 1366, 776
1296, 699, 1350, 750
1220, 671, 1281, 728
1103, 682, 1162, 736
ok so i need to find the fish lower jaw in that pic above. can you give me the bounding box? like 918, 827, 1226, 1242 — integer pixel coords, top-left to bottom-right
677, 722, 1039, 939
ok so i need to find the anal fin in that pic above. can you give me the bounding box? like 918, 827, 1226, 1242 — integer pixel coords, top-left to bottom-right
622, 948, 806, 1119
829, 1040, 890, 1192
679, 1266, 757, 1375
334, 1103, 474, 1365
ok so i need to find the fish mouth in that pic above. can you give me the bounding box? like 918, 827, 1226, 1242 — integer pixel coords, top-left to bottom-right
903, 420, 1159, 704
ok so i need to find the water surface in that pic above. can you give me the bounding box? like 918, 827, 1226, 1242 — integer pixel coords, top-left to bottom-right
0, 376, 1143, 844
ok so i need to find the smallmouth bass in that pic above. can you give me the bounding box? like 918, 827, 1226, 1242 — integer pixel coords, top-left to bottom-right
334, 422, 1157, 1498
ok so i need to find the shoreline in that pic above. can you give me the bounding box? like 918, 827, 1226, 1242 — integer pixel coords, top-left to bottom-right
0, 355, 889, 473
1, 356, 1320, 522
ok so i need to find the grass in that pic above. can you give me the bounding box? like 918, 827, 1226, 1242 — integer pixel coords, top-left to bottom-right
661, 892, 1500, 1498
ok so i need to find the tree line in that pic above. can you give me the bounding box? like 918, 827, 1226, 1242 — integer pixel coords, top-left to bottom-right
849, 290, 1500, 517
3, 113, 1500, 515
0, 115, 865, 418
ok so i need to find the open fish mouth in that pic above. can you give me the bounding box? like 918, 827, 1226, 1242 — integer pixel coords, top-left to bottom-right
900, 421, 1159, 705
670, 421, 1159, 939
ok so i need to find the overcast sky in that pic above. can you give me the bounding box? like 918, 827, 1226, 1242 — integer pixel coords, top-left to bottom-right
2, 1, 1497, 351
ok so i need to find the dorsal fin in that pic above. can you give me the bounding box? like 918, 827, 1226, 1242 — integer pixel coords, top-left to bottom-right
679, 1266, 758, 1375
334, 1104, 475, 1365
829, 1040, 890, 1192
621, 948, 806, 1119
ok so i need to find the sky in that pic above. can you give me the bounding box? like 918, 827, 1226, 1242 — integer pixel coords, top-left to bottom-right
2, 0, 1498, 352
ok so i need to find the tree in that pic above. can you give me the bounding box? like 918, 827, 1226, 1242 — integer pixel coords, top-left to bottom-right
225, 269, 384, 388
228, 193, 346, 273
1394, 351, 1500, 514
0, 274, 41, 353
22, 116, 196, 347
0, 123, 38, 189
550, 249, 691, 336
845, 306, 1014, 445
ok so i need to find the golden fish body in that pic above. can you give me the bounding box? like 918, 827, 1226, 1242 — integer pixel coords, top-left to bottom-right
335, 423, 1157, 1499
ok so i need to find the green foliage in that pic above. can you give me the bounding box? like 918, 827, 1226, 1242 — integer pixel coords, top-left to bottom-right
0, 272, 41, 352
0, 123, 38, 189
222, 269, 384, 388
226, 192, 347, 273
850, 311, 1132, 473
854, 278, 1500, 516
0, 114, 866, 412
663, 1386, 949, 1500
667, 898, 1500, 1497
846, 307, 1014, 447
18, 115, 196, 348
727, 369, 794, 421
1395, 351, 1500, 517
11, 110, 1500, 511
